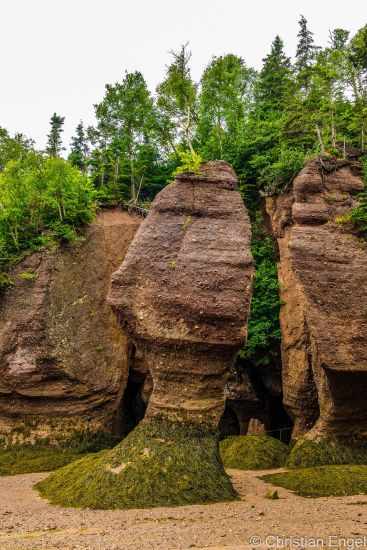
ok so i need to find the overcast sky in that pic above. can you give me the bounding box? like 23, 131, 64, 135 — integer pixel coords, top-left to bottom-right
0, 0, 364, 151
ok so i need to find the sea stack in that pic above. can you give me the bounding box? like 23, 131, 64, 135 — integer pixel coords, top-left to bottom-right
37, 161, 254, 509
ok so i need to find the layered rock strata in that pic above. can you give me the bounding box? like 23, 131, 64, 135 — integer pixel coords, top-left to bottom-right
0, 209, 141, 444
266, 158, 367, 441
108, 161, 254, 429
38, 161, 254, 509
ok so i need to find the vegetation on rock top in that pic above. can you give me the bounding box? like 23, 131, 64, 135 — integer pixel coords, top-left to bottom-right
261, 465, 367, 497
36, 417, 237, 510
220, 434, 289, 470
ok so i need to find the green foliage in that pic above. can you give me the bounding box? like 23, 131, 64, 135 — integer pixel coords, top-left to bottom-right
18, 271, 37, 281
156, 44, 197, 155
287, 438, 367, 468
93, 70, 164, 204
197, 54, 255, 162
348, 157, 367, 236
0, 127, 34, 171
240, 212, 281, 367
0, 272, 14, 290
36, 417, 237, 509
69, 121, 89, 172
0, 153, 95, 272
261, 148, 306, 195
173, 150, 202, 175
261, 465, 367, 497
220, 435, 289, 470
46, 113, 65, 157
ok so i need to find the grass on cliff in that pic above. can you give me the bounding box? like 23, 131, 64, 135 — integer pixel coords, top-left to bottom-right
261, 465, 367, 497
220, 435, 289, 470
0, 447, 84, 476
36, 417, 237, 510
287, 438, 367, 468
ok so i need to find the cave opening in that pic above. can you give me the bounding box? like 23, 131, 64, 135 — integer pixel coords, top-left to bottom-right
219, 362, 293, 444
115, 343, 150, 438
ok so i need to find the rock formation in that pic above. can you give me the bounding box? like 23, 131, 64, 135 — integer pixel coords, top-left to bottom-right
38, 161, 254, 509
108, 160, 254, 429
0, 209, 141, 444
266, 158, 367, 441
221, 365, 284, 438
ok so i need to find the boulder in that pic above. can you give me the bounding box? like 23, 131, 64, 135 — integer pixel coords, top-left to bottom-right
0, 209, 141, 444
266, 158, 367, 441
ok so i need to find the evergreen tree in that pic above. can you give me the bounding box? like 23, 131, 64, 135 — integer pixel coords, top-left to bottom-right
295, 15, 318, 92
46, 113, 65, 157
255, 36, 292, 112
69, 121, 89, 172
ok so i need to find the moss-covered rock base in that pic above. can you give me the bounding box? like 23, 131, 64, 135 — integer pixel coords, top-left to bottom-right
261, 465, 367, 497
287, 438, 367, 468
36, 417, 237, 509
220, 435, 289, 470
0, 446, 84, 476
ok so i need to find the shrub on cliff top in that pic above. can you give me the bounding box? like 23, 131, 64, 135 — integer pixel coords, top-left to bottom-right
220, 435, 289, 470
261, 465, 367, 497
287, 438, 367, 468
36, 417, 237, 509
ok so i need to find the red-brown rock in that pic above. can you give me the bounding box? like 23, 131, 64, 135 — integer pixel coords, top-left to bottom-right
266, 158, 367, 440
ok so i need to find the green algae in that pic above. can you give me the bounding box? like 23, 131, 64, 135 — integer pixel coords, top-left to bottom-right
36, 417, 237, 510
261, 465, 367, 497
220, 435, 289, 470
0, 446, 84, 476
287, 438, 367, 468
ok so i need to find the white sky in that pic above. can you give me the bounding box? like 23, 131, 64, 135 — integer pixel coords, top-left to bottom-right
0, 0, 364, 151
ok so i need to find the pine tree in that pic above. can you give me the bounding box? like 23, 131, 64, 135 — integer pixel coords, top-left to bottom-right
295, 15, 318, 92
255, 35, 292, 111
46, 113, 65, 157
69, 121, 89, 171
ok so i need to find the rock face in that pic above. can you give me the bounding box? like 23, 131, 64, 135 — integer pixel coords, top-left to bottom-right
266, 158, 367, 441
222, 365, 284, 438
109, 161, 254, 429
0, 209, 141, 444
38, 161, 254, 510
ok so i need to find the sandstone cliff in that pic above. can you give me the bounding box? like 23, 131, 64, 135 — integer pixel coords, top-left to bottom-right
266, 158, 367, 441
0, 209, 141, 444
37, 161, 254, 509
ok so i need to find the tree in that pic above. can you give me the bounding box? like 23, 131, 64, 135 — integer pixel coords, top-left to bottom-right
255, 36, 293, 112
94, 71, 158, 203
156, 44, 197, 155
69, 121, 89, 172
0, 153, 95, 269
0, 127, 34, 171
295, 15, 318, 92
197, 54, 255, 161
46, 113, 65, 157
